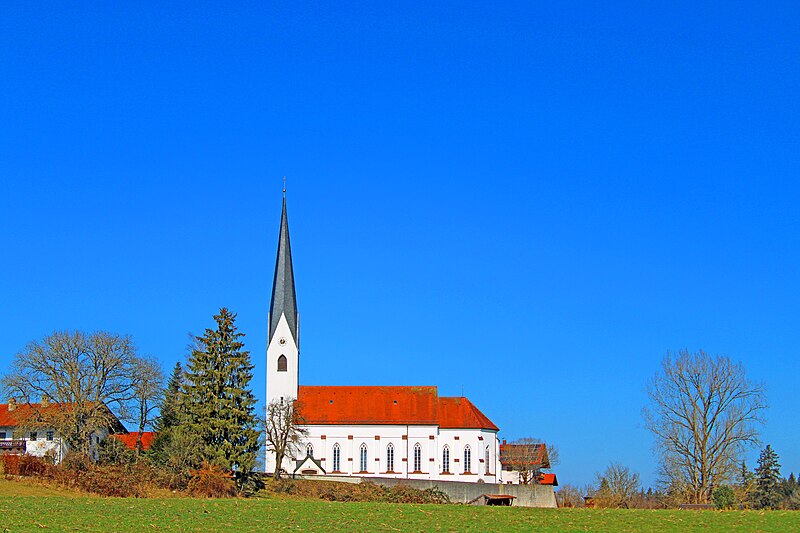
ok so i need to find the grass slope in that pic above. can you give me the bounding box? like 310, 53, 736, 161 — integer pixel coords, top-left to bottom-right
1, 480, 798, 532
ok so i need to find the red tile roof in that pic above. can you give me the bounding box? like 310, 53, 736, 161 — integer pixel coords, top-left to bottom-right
110, 432, 156, 451
539, 473, 558, 486
438, 397, 499, 431
0, 402, 127, 433
0, 402, 68, 427
297, 386, 498, 431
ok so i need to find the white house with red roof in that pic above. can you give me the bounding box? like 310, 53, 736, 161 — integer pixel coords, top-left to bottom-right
265, 196, 504, 482
0, 399, 126, 463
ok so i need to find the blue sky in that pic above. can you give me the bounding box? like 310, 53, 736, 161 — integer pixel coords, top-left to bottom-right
1, 1, 799, 488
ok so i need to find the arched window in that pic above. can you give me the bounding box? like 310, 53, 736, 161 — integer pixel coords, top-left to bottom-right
463, 445, 471, 473
413, 443, 422, 472
442, 445, 450, 473
386, 443, 395, 472
306, 443, 313, 457
485, 446, 491, 474
359, 443, 368, 472
332, 444, 341, 472
277, 355, 287, 372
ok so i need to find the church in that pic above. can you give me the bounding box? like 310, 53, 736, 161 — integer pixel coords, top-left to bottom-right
265, 196, 504, 483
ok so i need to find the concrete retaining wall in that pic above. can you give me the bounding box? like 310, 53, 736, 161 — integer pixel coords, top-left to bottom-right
295, 475, 556, 508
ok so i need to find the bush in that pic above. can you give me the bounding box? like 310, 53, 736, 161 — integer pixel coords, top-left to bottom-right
263, 479, 450, 504
2, 454, 48, 477
712, 486, 737, 510
187, 462, 237, 498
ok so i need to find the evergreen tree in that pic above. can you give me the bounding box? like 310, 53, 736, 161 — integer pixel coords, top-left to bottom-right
754, 444, 782, 509
736, 460, 756, 507
155, 362, 184, 432
181, 308, 261, 481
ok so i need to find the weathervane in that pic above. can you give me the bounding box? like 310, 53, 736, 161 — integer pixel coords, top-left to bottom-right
283, 176, 287, 196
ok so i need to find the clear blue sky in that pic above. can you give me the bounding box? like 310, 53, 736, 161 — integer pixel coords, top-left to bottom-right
1, 1, 798, 488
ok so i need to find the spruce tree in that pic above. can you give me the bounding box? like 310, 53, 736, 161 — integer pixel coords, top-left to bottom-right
182, 308, 260, 480
155, 362, 184, 432
754, 444, 782, 509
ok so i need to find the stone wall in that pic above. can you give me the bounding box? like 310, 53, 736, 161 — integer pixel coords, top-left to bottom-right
295, 475, 557, 508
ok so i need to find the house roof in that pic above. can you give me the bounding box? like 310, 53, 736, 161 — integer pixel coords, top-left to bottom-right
499, 442, 550, 469
110, 432, 156, 451
297, 386, 498, 431
539, 473, 558, 486
0, 402, 127, 433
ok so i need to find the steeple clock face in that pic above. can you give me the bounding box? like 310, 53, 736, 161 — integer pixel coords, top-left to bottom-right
279, 337, 287, 346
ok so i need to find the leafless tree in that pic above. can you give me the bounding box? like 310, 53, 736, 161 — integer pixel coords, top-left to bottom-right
1, 331, 154, 456
592, 462, 641, 508
643, 349, 766, 504
265, 398, 308, 479
499, 437, 559, 484
128, 356, 165, 453
556, 484, 586, 508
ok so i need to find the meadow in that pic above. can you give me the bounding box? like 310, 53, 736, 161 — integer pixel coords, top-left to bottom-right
1, 479, 798, 532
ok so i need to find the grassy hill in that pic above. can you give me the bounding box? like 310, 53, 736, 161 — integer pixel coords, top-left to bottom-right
1, 479, 798, 532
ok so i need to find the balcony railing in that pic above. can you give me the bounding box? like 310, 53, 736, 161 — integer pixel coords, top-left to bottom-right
0, 440, 27, 450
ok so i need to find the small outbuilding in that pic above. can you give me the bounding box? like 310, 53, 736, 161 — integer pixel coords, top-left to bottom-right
469, 494, 517, 506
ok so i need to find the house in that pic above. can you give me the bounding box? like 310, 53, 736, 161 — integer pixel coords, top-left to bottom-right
264, 196, 504, 482
499, 440, 555, 485
0, 398, 126, 462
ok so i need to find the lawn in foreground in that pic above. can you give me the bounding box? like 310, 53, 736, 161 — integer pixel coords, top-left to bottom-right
1, 480, 798, 532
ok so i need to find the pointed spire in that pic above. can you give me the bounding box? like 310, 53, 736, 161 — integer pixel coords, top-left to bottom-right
268, 196, 298, 345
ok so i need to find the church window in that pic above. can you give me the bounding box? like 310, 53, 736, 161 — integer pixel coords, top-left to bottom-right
485, 446, 491, 474
386, 443, 395, 472
463, 445, 471, 473
332, 444, 341, 472
306, 443, 313, 457
442, 445, 450, 473
413, 443, 422, 472
277, 355, 287, 372
359, 443, 368, 472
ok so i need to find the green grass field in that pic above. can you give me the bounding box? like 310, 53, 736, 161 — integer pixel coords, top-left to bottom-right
1, 479, 798, 532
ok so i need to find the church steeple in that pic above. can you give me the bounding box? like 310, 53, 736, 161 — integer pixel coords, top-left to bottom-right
268, 196, 298, 346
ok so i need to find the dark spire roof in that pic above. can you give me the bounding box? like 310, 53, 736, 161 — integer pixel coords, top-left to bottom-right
268, 197, 298, 345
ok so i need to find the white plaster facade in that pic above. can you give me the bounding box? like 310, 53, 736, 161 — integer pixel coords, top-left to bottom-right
291, 425, 504, 483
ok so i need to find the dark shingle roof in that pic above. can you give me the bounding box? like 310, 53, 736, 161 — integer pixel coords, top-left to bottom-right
268, 197, 299, 345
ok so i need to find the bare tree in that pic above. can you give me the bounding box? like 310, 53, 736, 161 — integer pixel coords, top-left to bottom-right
592, 462, 641, 508
643, 349, 766, 504
128, 356, 165, 453
556, 484, 586, 508
265, 398, 307, 479
499, 437, 559, 484
1, 331, 150, 456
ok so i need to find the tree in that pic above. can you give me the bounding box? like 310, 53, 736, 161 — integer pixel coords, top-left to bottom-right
754, 444, 782, 509
265, 398, 308, 479
555, 484, 585, 508
1, 331, 150, 456
129, 356, 164, 453
711, 486, 736, 510
643, 349, 766, 504
592, 463, 641, 508
154, 362, 184, 433
499, 437, 559, 485
736, 460, 756, 508
181, 308, 260, 480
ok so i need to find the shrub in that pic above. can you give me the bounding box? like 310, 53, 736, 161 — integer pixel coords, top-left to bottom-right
187, 462, 237, 498
2, 454, 47, 477
712, 486, 737, 510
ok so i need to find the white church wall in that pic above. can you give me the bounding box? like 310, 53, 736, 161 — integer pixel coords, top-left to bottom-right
299, 424, 501, 483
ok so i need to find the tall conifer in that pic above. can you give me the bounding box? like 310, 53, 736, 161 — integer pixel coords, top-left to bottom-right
754, 444, 782, 509
155, 362, 184, 432
182, 308, 260, 477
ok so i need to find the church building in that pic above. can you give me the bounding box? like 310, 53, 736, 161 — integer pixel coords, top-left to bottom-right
265, 197, 504, 483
